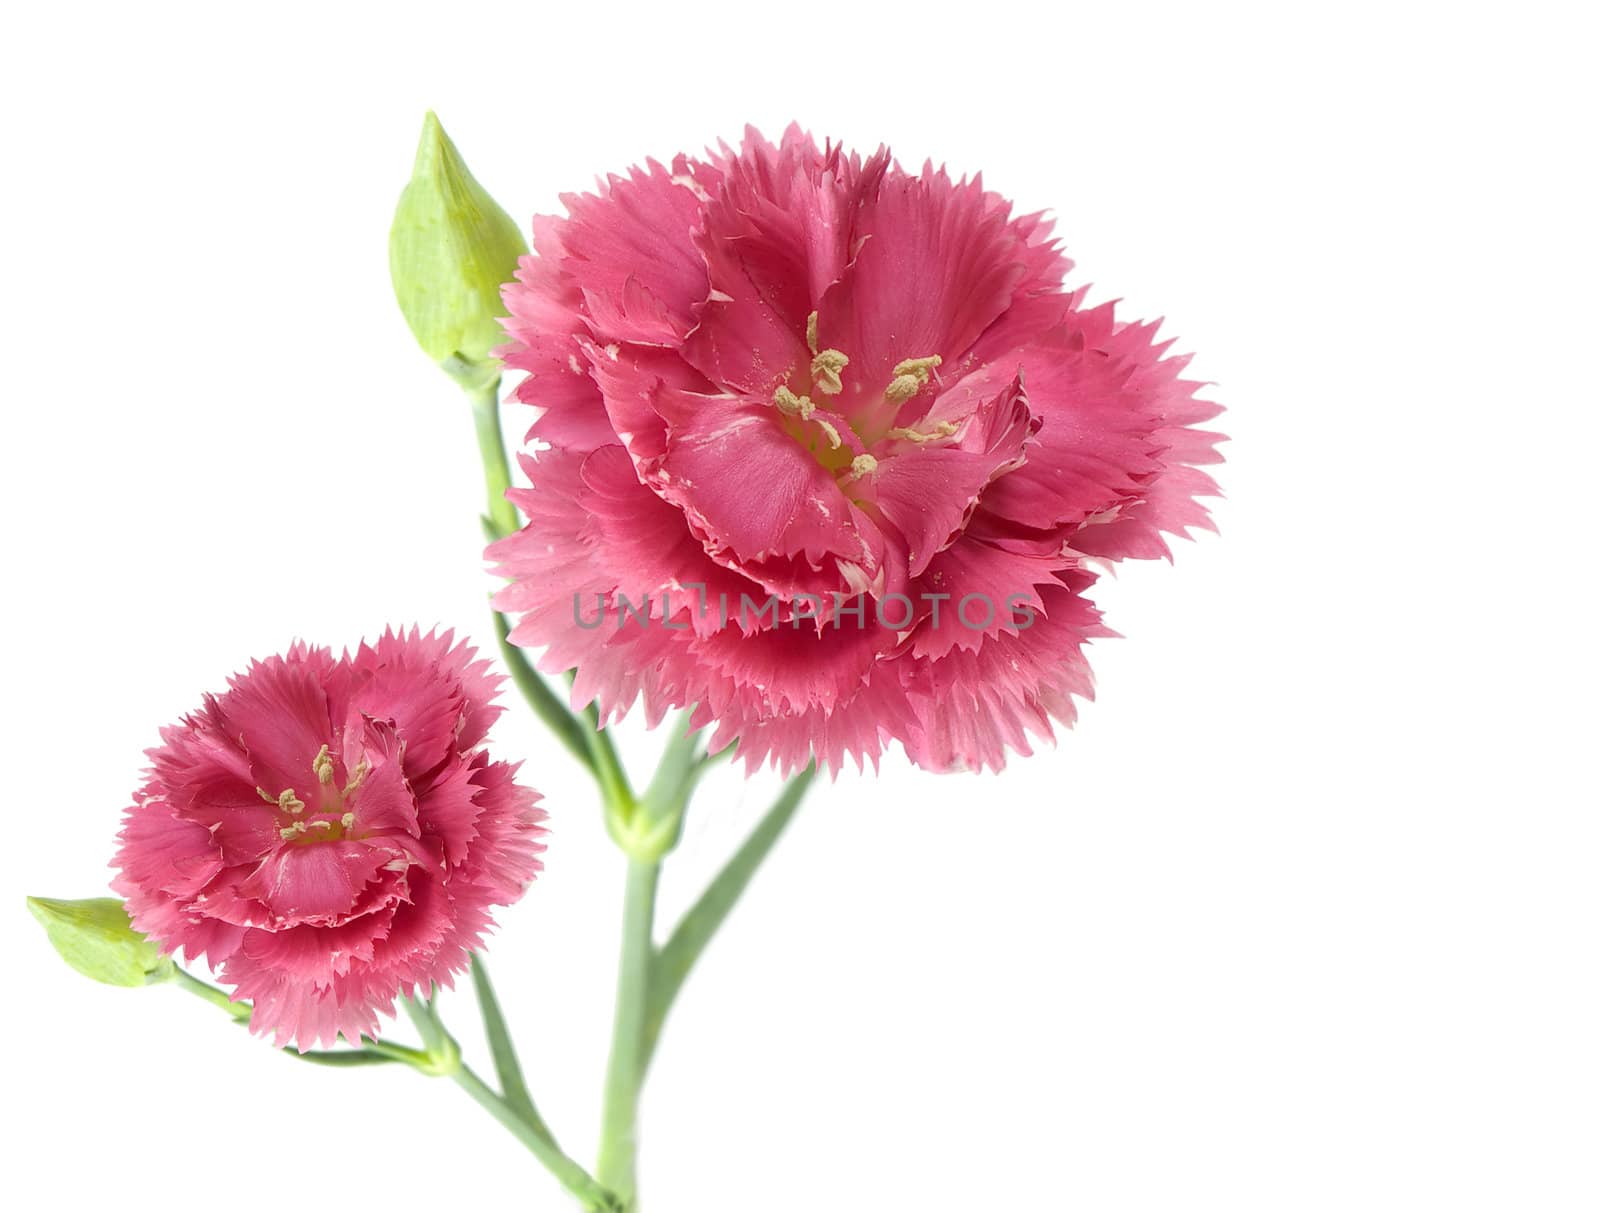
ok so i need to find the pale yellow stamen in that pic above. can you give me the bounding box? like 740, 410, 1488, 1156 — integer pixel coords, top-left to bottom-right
886, 420, 961, 444
277, 789, 304, 815
343, 758, 370, 797
882, 355, 943, 406
774, 385, 842, 449
893, 355, 943, 381
805, 310, 820, 355
312, 744, 335, 785
341, 812, 356, 829
884, 374, 923, 405
810, 348, 849, 395
279, 821, 308, 840
774, 384, 812, 418
846, 453, 879, 481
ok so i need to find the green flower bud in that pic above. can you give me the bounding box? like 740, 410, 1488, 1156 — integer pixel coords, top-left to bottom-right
389, 111, 528, 390
26, 896, 174, 988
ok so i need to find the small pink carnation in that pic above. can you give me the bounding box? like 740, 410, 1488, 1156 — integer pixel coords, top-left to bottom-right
111, 629, 546, 1049
492, 125, 1224, 773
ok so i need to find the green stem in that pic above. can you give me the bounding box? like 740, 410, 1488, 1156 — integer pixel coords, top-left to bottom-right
470, 377, 519, 541
455, 351, 633, 825
458, 331, 632, 1210
173, 967, 250, 1021
293, 1046, 410, 1067
594, 858, 660, 1207
455, 1064, 620, 1212
493, 611, 596, 774
399, 987, 463, 1076
469, 371, 605, 780
456, 338, 811, 1210
642, 767, 815, 1071
640, 716, 705, 816
588, 720, 638, 838
621, 714, 708, 860
400, 983, 615, 1205
402, 987, 446, 1052
174, 967, 429, 1067
347, 1038, 435, 1067
406, 985, 614, 1207
471, 955, 553, 1142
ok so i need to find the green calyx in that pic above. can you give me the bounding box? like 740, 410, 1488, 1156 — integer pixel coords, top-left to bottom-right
602, 717, 710, 863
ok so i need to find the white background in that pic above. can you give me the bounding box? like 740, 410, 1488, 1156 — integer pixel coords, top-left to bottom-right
2, 2, 1595, 1209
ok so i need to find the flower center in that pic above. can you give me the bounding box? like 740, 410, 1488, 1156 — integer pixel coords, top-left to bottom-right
259, 743, 368, 844
771, 310, 955, 488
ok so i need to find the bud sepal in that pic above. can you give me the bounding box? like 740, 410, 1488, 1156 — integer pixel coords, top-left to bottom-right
26, 896, 174, 988
389, 111, 528, 391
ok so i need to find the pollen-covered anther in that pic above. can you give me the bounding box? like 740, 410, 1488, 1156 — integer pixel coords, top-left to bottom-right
842, 453, 879, 483
279, 821, 309, 840
774, 384, 814, 419
883, 354, 943, 405
883, 374, 923, 405
312, 744, 335, 785
774, 385, 842, 449
805, 310, 820, 355
886, 419, 961, 444
810, 348, 849, 395
893, 355, 943, 380
343, 758, 370, 797
340, 812, 356, 829
277, 789, 305, 815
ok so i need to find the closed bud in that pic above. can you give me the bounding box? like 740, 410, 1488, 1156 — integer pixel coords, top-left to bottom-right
389, 111, 528, 390
26, 896, 174, 987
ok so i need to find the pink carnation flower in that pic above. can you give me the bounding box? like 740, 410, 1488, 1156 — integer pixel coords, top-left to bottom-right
493, 126, 1223, 773
111, 629, 546, 1049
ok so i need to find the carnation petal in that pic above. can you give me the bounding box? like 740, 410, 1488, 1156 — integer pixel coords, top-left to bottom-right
816, 168, 1027, 434
218, 654, 334, 798
237, 841, 392, 926
868, 374, 1036, 577
557, 161, 708, 345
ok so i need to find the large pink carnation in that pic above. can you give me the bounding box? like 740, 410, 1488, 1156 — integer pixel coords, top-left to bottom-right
111, 629, 546, 1048
492, 125, 1223, 772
